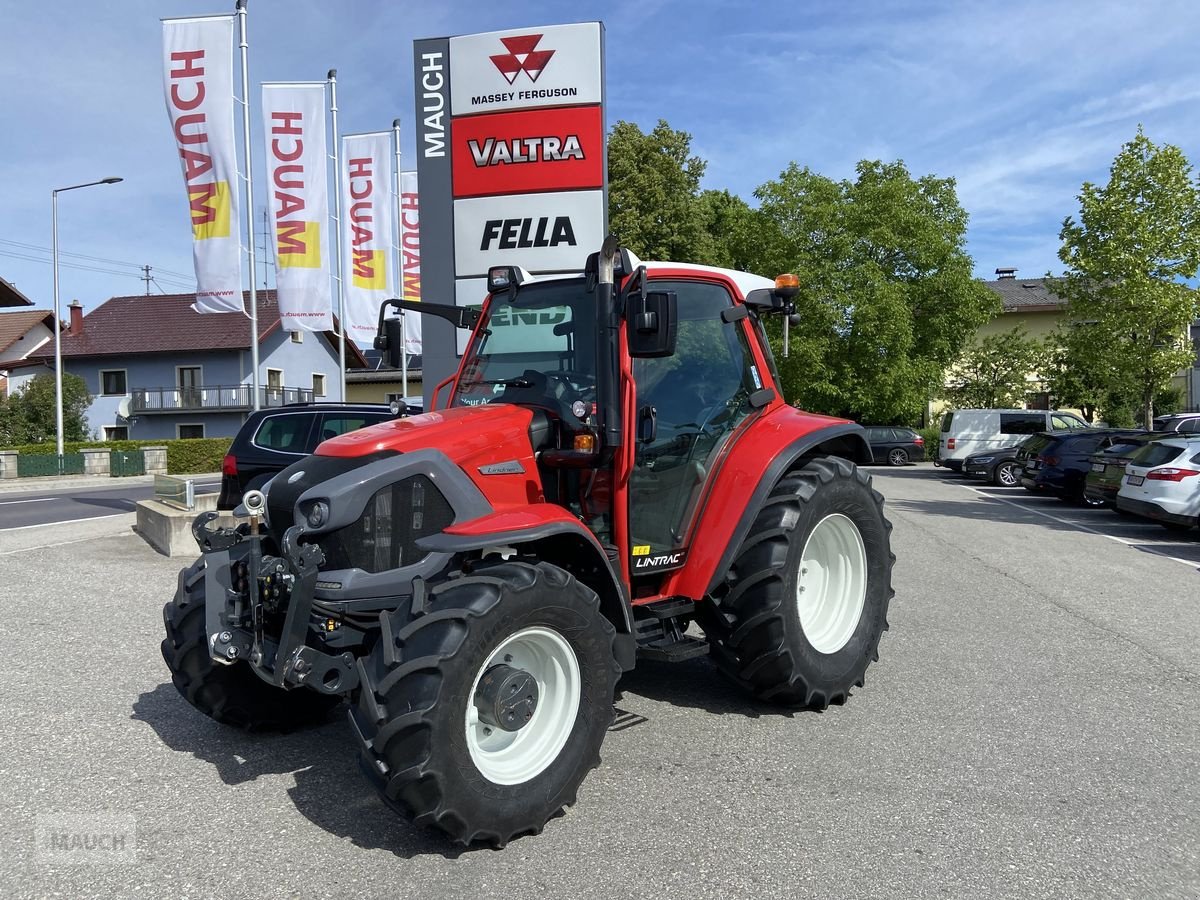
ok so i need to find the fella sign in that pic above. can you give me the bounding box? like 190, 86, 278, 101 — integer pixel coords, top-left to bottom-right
414, 22, 606, 395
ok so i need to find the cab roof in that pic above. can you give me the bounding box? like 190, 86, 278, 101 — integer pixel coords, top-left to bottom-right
643, 261, 775, 299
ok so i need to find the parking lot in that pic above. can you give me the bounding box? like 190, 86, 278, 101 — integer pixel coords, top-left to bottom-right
1, 465, 1197, 900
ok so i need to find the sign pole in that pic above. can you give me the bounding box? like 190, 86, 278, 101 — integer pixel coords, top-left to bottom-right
328, 69, 346, 401
236, 0, 260, 410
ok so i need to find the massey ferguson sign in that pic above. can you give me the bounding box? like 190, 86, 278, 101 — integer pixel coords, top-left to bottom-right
414, 22, 606, 403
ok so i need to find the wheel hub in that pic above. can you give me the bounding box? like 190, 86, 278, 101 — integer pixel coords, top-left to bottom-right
474, 664, 539, 732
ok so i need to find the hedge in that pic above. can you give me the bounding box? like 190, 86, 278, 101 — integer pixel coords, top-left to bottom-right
2, 437, 231, 475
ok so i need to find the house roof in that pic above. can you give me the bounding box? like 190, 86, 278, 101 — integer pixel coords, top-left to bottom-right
1, 276, 36, 307
41, 290, 367, 367
983, 277, 1066, 313
0, 310, 55, 355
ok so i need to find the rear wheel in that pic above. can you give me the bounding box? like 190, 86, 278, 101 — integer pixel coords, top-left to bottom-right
351, 560, 619, 846
161, 558, 341, 730
992, 462, 1019, 487
887, 448, 909, 467
701, 456, 893, 708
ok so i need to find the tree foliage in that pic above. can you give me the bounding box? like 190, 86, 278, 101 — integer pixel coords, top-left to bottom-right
0, 372, 91, 445
1055, 127, 1200, 429
945, 326, 1045, 409
751, 161, 997, 423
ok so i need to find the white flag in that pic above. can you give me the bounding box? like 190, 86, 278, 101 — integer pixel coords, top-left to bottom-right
341, 132, 395, 346
162, 16, 243, 313
262, 84, 331, 331
399, 170, 422, 354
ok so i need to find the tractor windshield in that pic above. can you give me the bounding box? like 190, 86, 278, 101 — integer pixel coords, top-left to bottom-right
452, 279, 597, 408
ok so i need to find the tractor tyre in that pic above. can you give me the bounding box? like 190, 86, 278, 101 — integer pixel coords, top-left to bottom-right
351, 560, 620, 847
701, 456, 894, 709
161, 558, 341, 730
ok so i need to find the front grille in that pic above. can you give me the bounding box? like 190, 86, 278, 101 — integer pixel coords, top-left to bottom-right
318, 475, 454, 573
266, 450, 398, 547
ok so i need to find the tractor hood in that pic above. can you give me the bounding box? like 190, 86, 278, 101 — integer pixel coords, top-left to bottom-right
317, 403, 537, 462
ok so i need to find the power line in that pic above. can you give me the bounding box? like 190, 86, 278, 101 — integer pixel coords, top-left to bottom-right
0, 238, 195, 280
0, 249, 195, 288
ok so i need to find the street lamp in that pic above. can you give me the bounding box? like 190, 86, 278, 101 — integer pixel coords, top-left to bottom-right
52, 177, 123, 467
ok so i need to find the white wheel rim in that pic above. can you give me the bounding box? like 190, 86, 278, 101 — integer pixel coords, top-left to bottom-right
796, 513, 868, 654
464, 626, 580, 785
999, 465, 1017, 486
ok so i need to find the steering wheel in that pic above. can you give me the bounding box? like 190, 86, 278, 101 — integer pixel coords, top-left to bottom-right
545, 369, 596, 402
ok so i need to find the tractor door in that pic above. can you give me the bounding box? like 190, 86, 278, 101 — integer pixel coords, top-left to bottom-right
628, 279, 762, 577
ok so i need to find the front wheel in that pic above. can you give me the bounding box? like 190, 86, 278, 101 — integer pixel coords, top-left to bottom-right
992, 462, 1020, 487
887, 448, 909, 467
701, 456, 893, 708
351, 560, 620, 846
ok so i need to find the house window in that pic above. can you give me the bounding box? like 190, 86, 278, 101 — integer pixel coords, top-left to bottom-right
177, 424, 205, 439
103, 425, 128, 441
267, 368, 283, 393
100, 369, 127, 396
312, 373, 327, 397
178, 366, 202, 408
291, 330, 303, 343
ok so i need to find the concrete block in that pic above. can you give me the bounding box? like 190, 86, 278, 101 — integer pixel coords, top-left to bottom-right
143, 446, 167, 475
135, 492, 238, 557
80, 448, 110, 476
0, 451, 16, 480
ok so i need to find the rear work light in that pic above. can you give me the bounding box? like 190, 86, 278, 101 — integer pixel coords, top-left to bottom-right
222, 453, 237, 476
1146, 467, 1200, 482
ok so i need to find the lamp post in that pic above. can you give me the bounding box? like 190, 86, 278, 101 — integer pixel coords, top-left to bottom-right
52, 177, 123, 466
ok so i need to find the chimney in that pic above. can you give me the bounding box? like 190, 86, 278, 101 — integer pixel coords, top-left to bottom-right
68, 299, 83, 335
995, 267, 1017, 280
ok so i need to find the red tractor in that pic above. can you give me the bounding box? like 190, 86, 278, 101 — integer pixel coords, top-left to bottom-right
161, 238, 893, 846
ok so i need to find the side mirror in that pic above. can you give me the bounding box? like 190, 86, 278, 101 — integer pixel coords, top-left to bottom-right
376, 316, 404, 368
627, 290, 677, 358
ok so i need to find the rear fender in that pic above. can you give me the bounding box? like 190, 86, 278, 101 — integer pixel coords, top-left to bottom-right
417, 506, 636, 669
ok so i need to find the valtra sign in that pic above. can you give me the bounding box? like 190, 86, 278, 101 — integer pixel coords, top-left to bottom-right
414, 21, 606, 402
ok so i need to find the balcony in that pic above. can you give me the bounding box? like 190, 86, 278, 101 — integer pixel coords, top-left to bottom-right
131, 384, 315, 414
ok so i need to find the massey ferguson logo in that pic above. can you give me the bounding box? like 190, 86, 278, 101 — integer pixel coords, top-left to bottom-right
490, 34, 554, 84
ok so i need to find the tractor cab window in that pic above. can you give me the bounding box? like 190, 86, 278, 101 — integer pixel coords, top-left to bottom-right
629, 280, 759, 559
451, 279, 597, 415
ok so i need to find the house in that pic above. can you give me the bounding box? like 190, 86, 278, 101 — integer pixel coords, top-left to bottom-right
345, 350, 423, 406
0, 275, 36, 308
10, 290, 366, 441
0, 309, 55, 399
979, 267, 1068, 342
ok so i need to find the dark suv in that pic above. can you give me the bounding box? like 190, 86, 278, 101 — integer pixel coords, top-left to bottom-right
1017, 428, 1145, 504
217, 403, 416, 510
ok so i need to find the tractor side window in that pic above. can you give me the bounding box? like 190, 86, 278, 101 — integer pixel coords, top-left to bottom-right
629, 281, 758, 557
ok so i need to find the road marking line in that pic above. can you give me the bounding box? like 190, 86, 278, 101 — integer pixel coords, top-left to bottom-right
955, 482, 1199, 570
0, 530, 137, 555
0, 512, 131, 533
0, 497, 56, 505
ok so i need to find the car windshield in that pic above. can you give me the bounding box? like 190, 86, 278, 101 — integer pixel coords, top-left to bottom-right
451, 280, 596, 408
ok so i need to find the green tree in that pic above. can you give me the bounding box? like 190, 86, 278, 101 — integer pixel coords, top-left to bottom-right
3, 372, 92, 444
1042, 326, 1137, 423
751, 160, 997, 423
607, 120, 710, 261
945, 326, 1045, 409
1056, 127, 1200, 429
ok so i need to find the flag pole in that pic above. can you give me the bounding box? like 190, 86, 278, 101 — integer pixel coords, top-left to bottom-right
235, 0, 260, 410
392, 118, 407, 401
328, 69, 347, 402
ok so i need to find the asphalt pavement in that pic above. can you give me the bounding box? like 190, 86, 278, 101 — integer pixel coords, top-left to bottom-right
0, 477, 220, 533
0, 465, 1196, 899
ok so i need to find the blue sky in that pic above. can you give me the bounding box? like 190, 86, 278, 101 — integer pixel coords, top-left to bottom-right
1, 0, 1198, 312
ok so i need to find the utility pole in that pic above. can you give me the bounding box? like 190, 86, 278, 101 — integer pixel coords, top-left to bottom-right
142, 264, 152, 295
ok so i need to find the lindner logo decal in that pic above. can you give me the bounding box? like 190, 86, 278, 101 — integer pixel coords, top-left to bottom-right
490, 34, 554, 84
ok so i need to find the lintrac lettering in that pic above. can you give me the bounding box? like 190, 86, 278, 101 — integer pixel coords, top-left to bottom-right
633, 552, 684, 570
479, 217, 576, 251
468, 135, 584, 167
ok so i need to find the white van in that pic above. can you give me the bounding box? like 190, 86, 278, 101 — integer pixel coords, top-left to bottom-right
937, 408, 1090, 471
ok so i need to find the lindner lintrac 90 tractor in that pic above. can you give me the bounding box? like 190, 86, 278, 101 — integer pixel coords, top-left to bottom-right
161, 238, 893, 846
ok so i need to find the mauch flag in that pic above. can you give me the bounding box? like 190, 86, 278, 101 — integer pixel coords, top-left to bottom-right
399, 170, 422, 354
341, 132, 396, 346
162, 16, 243, 313
262, 83, 332, 331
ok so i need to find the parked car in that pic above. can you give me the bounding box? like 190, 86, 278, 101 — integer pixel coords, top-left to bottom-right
1083, 432, 1167, 508
217, 401, 419, 510
1017, 429, 1146, 504
962, 439, 1031, 486
1115, 435, 1200, 530
1151, 413, 1200, 433
864, 426, 925, 466
937, 408, 1090, 472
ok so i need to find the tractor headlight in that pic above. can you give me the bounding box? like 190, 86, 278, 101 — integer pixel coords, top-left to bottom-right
303, 499, 330, 529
